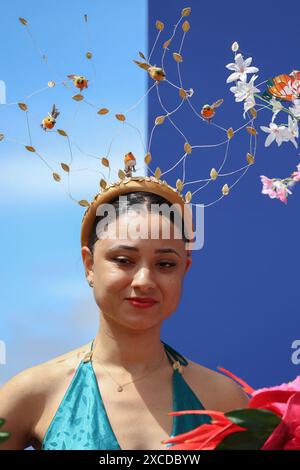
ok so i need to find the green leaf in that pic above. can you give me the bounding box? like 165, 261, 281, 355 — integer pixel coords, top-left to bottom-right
225, 408, 281, 434
216, 430, 265, 450
0, 419, 10, 445
0, 434, 10, 444
215, 409, 282, 450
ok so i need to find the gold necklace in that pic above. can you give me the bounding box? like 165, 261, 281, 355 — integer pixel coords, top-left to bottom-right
91, 347, 166, 392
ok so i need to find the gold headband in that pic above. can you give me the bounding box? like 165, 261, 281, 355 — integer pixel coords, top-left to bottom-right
80, 176, 195, 250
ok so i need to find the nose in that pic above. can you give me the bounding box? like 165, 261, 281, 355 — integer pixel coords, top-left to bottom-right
131, 266, 156, 292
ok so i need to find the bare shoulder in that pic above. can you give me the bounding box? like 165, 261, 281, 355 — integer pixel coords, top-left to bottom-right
0, 342, 91, 449
10, 341, 91, 391
183, 357, 250, 413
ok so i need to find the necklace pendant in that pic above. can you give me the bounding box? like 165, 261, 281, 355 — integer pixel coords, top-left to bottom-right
117, 385, 123, 392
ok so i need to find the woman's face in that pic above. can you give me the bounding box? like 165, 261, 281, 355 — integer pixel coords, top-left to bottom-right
82, 209, 192, 330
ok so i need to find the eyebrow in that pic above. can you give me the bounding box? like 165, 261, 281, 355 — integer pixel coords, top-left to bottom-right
107, 245, 181, 257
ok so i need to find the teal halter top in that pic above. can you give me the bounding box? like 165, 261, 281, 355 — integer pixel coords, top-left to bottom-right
41, 340, 211, 450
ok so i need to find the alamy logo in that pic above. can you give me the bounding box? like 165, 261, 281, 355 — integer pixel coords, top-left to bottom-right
0, 340, 6, 365
95, 196, 205, 251
0, 80, 6, 104
291, 340, 300, 365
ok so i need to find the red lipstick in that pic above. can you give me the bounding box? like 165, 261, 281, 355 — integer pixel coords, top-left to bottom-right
126, 297, 158, 308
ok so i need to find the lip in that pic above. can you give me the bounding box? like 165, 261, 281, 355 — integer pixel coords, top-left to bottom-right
126, 297, 158, 308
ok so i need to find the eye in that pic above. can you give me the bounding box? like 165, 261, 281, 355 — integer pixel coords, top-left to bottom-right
113, 257, 132, 265
158, 261, 176, 268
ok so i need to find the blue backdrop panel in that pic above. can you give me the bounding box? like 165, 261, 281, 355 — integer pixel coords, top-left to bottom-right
148, 0, 300, 388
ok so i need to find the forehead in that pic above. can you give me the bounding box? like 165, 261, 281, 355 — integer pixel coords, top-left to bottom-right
94, 210, 185, 252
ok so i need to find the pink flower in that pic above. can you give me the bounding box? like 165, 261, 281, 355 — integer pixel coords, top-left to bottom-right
247, 376, 300, 450
292, 163, 300, 182
260, 176, 293, 204
276, 188, 288, 204
260, 175, 273, 189
260, 175, 277, 199
161, 369, 300, 450
249, 376, 300, 416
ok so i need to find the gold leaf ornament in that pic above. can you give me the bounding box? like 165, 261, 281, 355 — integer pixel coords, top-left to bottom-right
182, 20, 190, 32
144, 152, 152, 164
156, 20, 164, 31
185, 191, 192, 203
18, 102, 28, 111
163, 38, 172, 49
52, 172, 61, 182
139, 51, 147, 60
181, 7, 192, 17
227, 127, 234, 139
57, 129, 68, 137
155, 115, 165, 125
118, 169, 126, 180
179, 88, 187, 99
25, 145, 36, 152
176, 179, 183, 192
19, 17, 28, 25
101, 157, 110, 167
86, 52, 92, 59
115, 114, 126, 122
78, 199, 90, 207
97, 108, 109, 115
250, 108, 257, 119
247, 153, 255, 165
184, 142, 192, 154
154, 167, 161, 179
173, 52, 183, 63
210, 168, 218, 180
72, 94, 84, 101
100, 178, 108, 190
246, 126, 257, 135
61, 163, 70, 172
222, 184, 230, 196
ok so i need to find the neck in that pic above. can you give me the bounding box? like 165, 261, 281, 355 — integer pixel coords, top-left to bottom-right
91, 312, 167, 376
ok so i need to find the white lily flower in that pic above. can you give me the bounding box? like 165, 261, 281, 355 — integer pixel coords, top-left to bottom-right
260, 122, 289, 147
226, 53, 259, 83
284, 116, 299, 148
230, 74, 260, 102
289, 98, 300, 119
269, 97, 283, 123
243, 95, 256, 119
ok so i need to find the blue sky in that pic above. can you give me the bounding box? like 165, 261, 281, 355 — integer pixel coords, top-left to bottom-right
0, 0, 147, 383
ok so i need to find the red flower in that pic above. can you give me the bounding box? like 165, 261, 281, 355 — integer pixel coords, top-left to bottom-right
261, 393, 300, 450
247, 377, 300, 450
162, 369, 300, 450
249, 376, 300, 417
161, 411, 246, 450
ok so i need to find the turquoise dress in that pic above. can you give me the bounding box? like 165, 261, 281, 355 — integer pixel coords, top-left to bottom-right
42, 340, 211, 450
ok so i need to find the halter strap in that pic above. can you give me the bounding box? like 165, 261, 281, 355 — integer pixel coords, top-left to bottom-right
83, 338, 187, 373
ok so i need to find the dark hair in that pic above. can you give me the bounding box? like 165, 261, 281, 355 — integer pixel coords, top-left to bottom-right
88, 191, 192, 255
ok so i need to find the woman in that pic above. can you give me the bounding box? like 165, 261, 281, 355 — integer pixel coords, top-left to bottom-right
0, 178, 249, 450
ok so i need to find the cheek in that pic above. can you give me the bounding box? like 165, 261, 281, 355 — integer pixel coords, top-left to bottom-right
93, 263, 131, 294
159, 273, 183, 303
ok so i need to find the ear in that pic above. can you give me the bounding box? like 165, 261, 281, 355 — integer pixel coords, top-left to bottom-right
81, 246, 94, 285
184, 252, 192, 274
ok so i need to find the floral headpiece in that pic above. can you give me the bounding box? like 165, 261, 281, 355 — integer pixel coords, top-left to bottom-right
1, 7, 299, 249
